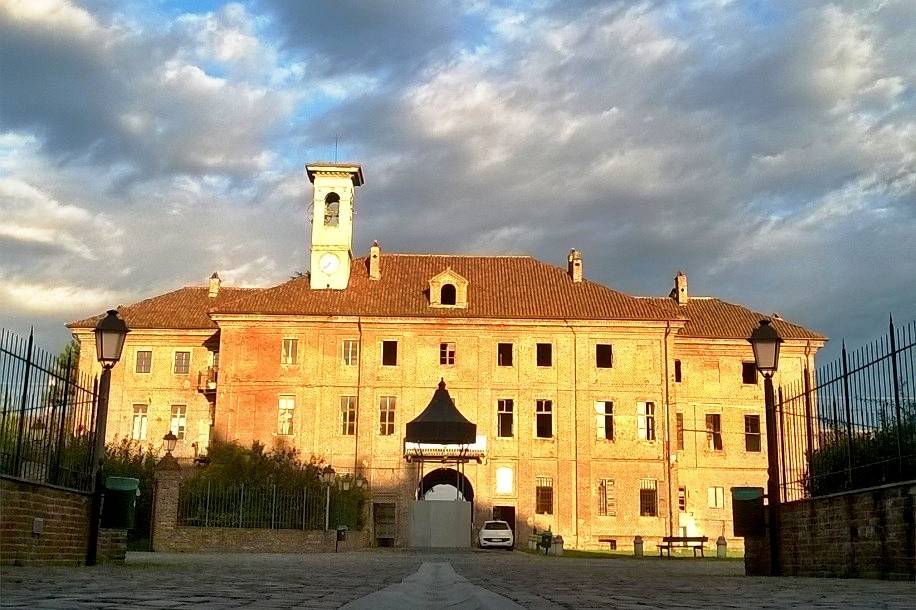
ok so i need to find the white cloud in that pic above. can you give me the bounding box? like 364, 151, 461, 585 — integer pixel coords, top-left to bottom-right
0, 277, 128, 315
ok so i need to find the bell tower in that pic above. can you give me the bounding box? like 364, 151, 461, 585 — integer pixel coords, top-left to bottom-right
306, 163, 364, 289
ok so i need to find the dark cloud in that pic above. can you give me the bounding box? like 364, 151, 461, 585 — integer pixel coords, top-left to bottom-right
260, 0, 465, 77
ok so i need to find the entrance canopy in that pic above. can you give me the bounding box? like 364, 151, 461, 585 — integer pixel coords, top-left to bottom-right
405, 379, 476, 445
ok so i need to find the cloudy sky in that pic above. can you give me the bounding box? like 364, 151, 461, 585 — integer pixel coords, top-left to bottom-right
1, 0, 913, 361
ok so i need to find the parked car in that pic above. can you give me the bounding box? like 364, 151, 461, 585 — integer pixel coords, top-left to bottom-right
477, 520, 514, 549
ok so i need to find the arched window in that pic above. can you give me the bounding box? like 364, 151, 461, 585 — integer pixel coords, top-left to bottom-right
324, 192, 340, 226
440, 283, 457, 305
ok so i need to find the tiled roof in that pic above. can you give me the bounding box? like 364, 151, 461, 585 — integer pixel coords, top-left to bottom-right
639, 297, 826, 341
67, 255, 825, 341
212, 255, 681, 321
67, 287, 258, 330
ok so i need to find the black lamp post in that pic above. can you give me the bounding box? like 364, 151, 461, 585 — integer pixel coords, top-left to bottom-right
319, 467, 335, 530
87, 309, 129, 566
748, 318, 783, 576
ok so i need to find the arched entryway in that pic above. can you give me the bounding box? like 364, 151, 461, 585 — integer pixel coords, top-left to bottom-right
418, 468, 474, 502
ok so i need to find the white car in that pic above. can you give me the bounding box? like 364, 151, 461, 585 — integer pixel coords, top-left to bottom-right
477, 520, 514, 549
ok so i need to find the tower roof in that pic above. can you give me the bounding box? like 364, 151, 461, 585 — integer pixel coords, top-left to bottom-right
305, 163, 364, 186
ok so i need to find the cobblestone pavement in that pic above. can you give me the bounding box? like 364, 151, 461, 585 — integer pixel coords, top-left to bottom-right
1, 550, 913, 609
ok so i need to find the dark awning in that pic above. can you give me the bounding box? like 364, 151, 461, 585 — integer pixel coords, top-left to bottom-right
405, 379, 476, 445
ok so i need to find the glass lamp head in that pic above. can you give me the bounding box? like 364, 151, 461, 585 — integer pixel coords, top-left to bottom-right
94, 309, 129, 368
748, 319, 783, 376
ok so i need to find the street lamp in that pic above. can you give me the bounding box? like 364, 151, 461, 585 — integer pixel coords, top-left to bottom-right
87, 309, 129, 566
319, 466, 335, 531
749, 319, 782, 377
163, 431, 178, 455
748, 318, 783, 576
94, 309, 129, 369
338, 476, 351, 492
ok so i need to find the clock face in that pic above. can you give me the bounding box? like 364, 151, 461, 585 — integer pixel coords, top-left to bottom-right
319, 252, 340, 274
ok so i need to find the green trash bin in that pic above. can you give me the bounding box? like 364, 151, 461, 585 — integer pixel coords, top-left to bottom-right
731, 487, 765, 537
101, 477, 140, 529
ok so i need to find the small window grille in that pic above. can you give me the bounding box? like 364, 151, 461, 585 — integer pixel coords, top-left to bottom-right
535, 476, 554, 514
639, 479, 658, 517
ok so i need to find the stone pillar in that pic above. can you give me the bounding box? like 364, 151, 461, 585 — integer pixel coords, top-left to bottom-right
151, 455, 185, 552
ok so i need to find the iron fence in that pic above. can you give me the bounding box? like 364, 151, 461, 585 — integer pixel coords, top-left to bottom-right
0, 329, 98, 492
177, 481, 329, 530
777, 318, 916, 502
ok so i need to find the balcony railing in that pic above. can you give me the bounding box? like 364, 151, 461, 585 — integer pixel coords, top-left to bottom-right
197, 366, 218, 393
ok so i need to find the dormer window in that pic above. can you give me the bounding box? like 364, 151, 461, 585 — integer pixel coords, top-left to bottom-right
428, 268, 469, 309
440, 284, 457, 305
324, 192, 340, 226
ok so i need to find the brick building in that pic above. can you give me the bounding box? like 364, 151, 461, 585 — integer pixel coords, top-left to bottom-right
69, 163, 826, 549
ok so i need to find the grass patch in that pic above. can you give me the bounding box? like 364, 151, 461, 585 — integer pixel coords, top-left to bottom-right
520, 547, 744, 561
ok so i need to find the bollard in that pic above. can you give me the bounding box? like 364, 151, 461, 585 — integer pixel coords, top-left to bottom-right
633, 535, 644, 557
716, 536, 727, 558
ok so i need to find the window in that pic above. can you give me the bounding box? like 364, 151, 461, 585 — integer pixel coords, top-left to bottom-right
639, 479, 658, 516
379, 396, 396, 436
173, 351, 190, 374
676, 412, 684, 451
281, 338, 298, 365
340, 396, 357, 435
381, 340, 398, 366
674, 359, 682, 383
495, 467, 513, 495
595, 401, 614, 440
497, 343, 513, 366
343, 340, 359, 366
497, 399, 514, 438
637, 401, 656, 441
440, 284, 457, 305
278, 396, 295, 435
745, 414, 761, 452
324, 192, 340, 226
596, 344, 613, 368
707, 486, 725, 509
535, 476, 554, 514
598, 479, 616, 516
131, 404, 148, 441
536, 399, 553, 439
678, 486, 687, 512
170, 404, 186, 440
706, 414, 723, 451
742, 362, 758, 384
439, 342, 456, 365
135, 350, 152, 373
536, 343, 552, 367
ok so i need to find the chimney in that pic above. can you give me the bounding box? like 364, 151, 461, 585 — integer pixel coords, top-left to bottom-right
208, 272, 221, 298
369, 241, 381, 280
567, 249, 583, 283
670, 271, 688, 305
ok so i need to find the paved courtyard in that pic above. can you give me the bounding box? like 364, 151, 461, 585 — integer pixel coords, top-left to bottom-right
1, 550, 913, 609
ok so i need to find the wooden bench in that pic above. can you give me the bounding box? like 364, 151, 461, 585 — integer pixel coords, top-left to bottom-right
657, 536, 708, 557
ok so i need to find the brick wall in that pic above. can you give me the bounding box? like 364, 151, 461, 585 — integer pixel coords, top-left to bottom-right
152, 466, 369, 553
155, 525, 369, 553
1, 477, 89, 565
746, 480, 916, 579
1, 477, 130, 566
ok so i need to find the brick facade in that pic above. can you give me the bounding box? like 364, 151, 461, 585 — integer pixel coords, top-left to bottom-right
0, 477, 127, 566
745, 481, 916, 579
